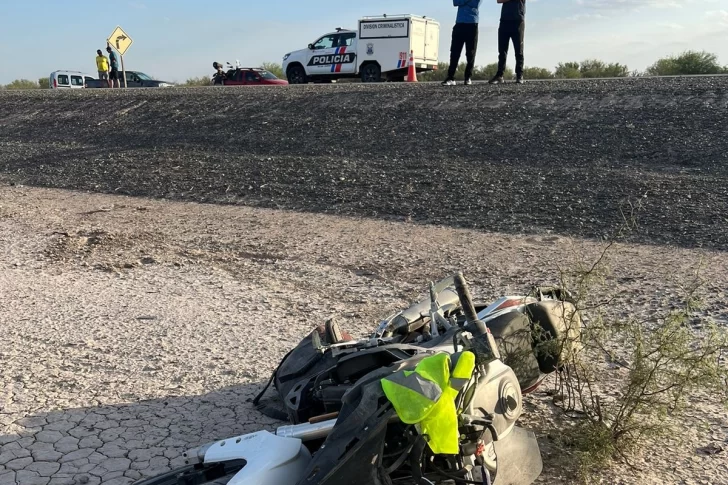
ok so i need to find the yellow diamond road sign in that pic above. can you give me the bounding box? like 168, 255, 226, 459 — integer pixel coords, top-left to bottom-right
108, 26, 133, 56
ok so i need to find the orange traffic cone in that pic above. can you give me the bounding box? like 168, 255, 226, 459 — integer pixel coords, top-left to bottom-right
407, 50, 418, 82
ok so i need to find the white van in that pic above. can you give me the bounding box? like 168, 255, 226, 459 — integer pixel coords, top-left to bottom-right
49, 71, 95, 89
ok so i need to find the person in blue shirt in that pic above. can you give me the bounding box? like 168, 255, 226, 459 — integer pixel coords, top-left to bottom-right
106, 45, 121, 88
442, 0, 483, 86
489, 0, 526, 84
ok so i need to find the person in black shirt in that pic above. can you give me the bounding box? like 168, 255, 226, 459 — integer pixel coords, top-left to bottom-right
489, 0, 526, 84
106, 45, 120, 88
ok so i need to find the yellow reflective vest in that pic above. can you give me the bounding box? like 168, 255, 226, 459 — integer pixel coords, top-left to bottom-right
381, 351, 476, 455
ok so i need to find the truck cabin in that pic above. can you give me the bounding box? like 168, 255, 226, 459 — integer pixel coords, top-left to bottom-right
308, 31, 356, 51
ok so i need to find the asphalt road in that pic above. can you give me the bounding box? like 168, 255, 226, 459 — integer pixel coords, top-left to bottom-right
1, 77, 726, 250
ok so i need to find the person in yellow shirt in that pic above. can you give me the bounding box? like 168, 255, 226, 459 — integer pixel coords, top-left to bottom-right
96, 49, 110, 88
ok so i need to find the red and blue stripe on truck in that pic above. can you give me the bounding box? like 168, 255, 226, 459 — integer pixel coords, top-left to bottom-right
330, 46, 347, 73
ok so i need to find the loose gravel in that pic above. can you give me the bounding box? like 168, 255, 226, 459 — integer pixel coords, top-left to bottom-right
1, 78, 727, 250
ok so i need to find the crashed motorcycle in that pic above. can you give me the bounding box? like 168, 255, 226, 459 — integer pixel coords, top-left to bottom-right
212, 61, 242, 85
135, 273, 581, 485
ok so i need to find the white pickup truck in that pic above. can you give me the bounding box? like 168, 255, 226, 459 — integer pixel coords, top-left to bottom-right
282, 14, 440, 84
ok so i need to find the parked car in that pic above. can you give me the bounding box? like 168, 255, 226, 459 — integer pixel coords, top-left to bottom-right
85, 71, 175, 88
212, 66, 288, 86
49, 71, 95, 89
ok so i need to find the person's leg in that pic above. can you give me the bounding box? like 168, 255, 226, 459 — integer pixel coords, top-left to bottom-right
496, 23, 509, 77
447, 24, 466, 80
464, 24, 478, 81
514, 22, 525, 79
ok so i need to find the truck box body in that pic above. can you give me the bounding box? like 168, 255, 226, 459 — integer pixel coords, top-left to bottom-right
358, 16, 440, 73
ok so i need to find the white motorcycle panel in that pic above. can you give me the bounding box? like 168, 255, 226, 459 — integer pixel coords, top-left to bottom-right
204, 430, 312, 485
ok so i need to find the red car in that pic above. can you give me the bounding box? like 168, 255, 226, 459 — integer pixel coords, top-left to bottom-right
217, 68, 288, 86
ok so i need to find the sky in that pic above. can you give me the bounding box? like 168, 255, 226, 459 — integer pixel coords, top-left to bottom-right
0, 0, 727, 84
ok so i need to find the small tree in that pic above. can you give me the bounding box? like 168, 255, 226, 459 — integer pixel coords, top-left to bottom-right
261, 62, 285, 79
522, 67, 554, 79
597, 62, 629, 78
545, 206, 728, 481
475, 62, 513, 80
183, 76, 212, 87
555, 62, 582, 79
579, 59, 608, 78
4, 79, 40, 90
646, 50, 723, 76
38, 77, 50, 89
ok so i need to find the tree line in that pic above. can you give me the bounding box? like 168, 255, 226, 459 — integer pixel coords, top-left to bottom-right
3, 50, 726, 89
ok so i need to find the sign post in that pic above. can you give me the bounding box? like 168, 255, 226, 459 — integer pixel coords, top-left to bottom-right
107, 26, 134, 89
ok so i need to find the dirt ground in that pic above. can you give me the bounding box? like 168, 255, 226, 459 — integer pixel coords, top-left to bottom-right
1, 185, 726, 485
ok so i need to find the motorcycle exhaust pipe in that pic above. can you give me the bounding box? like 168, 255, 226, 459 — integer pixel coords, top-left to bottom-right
276, 418, 337, 442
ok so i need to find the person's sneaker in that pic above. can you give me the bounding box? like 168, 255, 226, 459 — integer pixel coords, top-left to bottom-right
516, 76, 525, 84
488, 75, 504, 84
441, 79, 456, 86
464, 78, 472, 85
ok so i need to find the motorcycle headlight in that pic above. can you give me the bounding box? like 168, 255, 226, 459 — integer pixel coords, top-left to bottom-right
283, 53, 290, 61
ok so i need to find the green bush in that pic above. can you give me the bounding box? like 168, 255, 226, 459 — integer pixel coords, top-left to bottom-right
261, 62, 285, 79
182, 76, 212, 87
646, 50, 724, 76
555, 62, 582, 79
522, 67, 554, 79
549, 210, 728, 481
4, 79, 40, 90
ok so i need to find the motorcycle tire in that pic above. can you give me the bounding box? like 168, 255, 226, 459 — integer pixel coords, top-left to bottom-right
526, 300, 582, 374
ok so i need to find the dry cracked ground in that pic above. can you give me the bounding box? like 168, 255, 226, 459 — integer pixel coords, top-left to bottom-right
1, 79, 727, 484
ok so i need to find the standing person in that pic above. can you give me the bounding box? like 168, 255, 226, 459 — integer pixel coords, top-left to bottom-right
489, 0, 526, 84
95, 49, 110, 88
106, 45, 120, 88
442, 0, 483, 86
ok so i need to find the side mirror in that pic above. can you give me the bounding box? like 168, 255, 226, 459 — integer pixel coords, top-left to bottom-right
308, 43, 314, 50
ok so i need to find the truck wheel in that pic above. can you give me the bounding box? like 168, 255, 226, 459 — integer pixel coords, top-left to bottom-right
287, 65, 308, 84
360, 64, 382, 83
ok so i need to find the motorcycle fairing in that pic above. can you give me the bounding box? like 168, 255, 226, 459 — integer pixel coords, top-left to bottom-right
295, 379, 398, 485
492, 427, 543, 485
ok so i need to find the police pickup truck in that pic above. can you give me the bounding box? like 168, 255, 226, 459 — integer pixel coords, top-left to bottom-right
282, 14, 440, 84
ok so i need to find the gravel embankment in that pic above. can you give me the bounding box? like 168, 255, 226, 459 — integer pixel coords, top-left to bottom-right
1, 77, 727, 250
